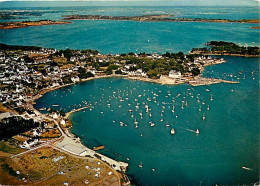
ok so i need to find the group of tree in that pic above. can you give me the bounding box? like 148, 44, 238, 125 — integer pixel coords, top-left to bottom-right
0, 116, 40, 140
78, 67, 94, 79
208, 41, 260, 56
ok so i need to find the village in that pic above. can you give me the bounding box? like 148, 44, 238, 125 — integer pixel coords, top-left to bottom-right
0, 44, 232, 107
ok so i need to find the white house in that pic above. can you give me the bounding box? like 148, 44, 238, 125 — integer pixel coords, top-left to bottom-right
169, 70, 182, 78
53, 113, 58, 119
71, 76, 80, 83
60, 119, 66, 125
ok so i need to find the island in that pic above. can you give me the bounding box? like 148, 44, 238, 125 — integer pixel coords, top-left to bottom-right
250, 26, 260, 29
0, 42, 255, 185
0, 20, 72, 30
190, 41, 260, 57
62, 14, 260, 24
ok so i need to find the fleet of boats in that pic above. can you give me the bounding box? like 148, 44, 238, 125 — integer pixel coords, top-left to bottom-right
44, 81, 221, 140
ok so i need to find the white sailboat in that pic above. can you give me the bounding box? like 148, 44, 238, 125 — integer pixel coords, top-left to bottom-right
195, 128, 200, 134
170, 128, 175, 135
172, 105, 175, 113
134, 119, 138, 128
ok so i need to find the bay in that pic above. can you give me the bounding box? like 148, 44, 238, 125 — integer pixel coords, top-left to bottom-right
35, 56, 259, 185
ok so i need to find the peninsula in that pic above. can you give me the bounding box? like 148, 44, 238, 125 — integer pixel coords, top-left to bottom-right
62, 14, 260, 24
190, 41, 260, 57
0, 20, 72, 30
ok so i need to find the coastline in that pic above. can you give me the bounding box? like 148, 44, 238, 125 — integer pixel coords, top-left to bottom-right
0, 20, 72, 30
189, 52, 260, 58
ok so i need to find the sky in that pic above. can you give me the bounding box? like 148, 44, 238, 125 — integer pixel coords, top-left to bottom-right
0, 0, 259, 6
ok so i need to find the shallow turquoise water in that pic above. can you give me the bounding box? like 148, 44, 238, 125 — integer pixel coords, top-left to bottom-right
35, 56, 259, 185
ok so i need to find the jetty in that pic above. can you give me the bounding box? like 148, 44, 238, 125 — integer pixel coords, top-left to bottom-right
65, 106, 91, 119
188, 77, 239, 86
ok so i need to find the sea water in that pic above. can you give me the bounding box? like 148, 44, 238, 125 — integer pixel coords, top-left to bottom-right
0, 4, 259, 54
2, 2, 259, 185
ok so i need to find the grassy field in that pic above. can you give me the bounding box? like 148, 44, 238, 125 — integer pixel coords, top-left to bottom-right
9, 146, 119, 185
0, 141, 25, 155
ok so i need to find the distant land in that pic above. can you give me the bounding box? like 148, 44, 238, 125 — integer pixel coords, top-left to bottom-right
250, 26, 260, 29
0, 20, 71, 30
62, 14, 260, 24
1, 15, 259, 30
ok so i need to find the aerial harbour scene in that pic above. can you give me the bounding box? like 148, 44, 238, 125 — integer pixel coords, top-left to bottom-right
0, 0, 259, 185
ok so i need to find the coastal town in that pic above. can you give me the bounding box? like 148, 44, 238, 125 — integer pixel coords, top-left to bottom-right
0, 42, 255, 185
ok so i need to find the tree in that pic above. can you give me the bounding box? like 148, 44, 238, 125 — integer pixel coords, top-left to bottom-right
191, 68, 200, 76
115, 69, 122, 74
59, 109, 65, 117
106, 64, 118, 75
147, 69, 159, 79
50, 61, 58, 66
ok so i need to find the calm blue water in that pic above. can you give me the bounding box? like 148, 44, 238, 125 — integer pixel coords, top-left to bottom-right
0, 5, 259, 54
2, 3, 259, 185
35, 56, 259, 185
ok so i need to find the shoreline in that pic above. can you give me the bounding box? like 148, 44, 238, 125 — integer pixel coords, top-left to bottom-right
189, 52, 260, 58
0, 20, 72, 30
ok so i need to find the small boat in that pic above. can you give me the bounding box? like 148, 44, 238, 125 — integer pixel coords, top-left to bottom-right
166, 122, 170, 127
206, 89, 210, 92
139, 162, 143, 168
52, 104, 59, 107
152, 168, 155, 172
170, 128, 175, 135
39, 107, 46, 111
202, 114, 205, 120
242, 166, 253, 171
149, 113, 152, 117
195, 129, 199, 134
210, 95, 213, 101
185, 100, 188, 106
120, 122, 124, 126
207, 105, 210, 110
150, 122, 155, 127
199, 106, 201, 112
160, 118, 163, 122
172, 105, 175, 113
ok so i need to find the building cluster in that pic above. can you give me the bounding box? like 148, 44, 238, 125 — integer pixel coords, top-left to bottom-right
0, 47, 225, 112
